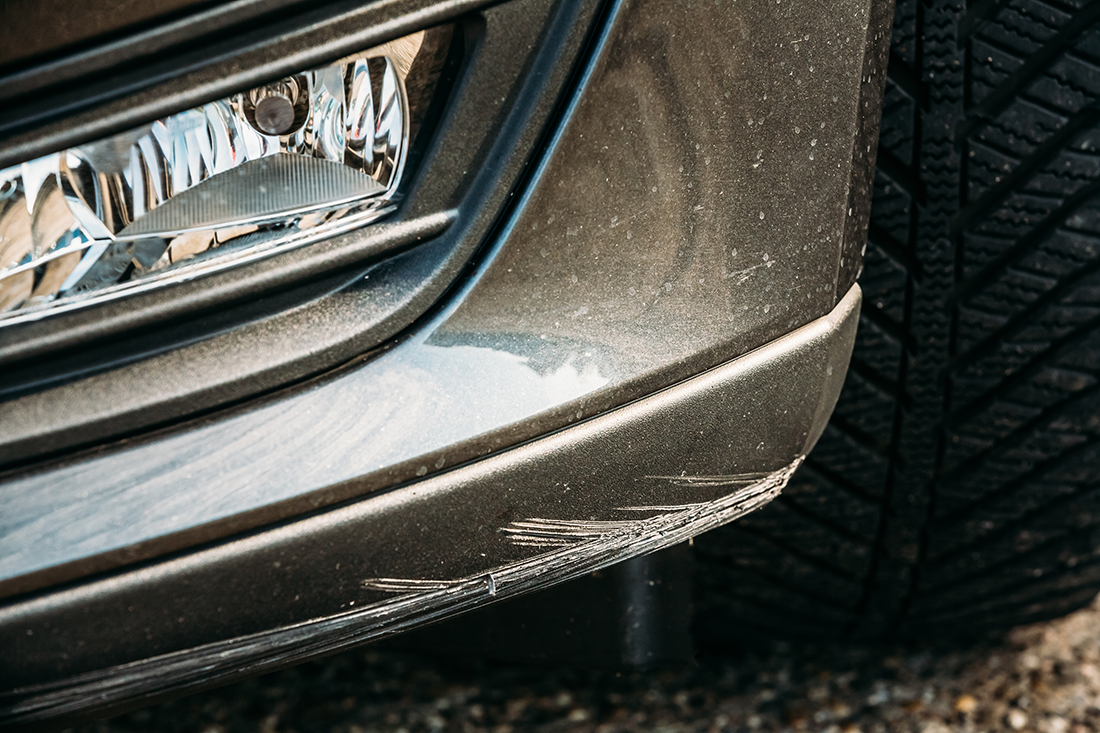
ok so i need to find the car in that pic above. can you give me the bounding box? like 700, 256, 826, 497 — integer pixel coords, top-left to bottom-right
3, 0, 1098, 728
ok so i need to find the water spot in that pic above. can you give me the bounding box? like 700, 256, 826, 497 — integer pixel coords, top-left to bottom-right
759, 211, 765, 220
571, 274, 578, 283
416, 466, 428, 476
651, 185, 658, 193
810, 139, 817, 146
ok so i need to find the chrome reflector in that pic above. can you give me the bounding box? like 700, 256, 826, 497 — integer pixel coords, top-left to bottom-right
0, 32, 429, 323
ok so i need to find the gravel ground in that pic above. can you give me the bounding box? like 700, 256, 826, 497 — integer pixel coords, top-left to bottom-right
69, 595, 1100, 733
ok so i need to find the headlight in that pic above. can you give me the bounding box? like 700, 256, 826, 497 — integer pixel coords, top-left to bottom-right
0, 32, 429, 324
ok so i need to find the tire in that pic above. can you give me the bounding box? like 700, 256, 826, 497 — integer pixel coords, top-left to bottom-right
695, 0, 1100, 642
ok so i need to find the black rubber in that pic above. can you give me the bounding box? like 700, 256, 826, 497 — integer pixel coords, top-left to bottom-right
696, 0, 1100, 642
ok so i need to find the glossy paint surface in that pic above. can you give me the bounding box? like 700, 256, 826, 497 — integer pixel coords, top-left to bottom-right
0, 0, 880, 596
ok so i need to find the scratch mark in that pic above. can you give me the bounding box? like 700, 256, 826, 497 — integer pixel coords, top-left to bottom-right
618, 503, 707, 512
644, 472, 773, 487
6, 459, 802, 726
361, 578, 460, 592
500, 462, 799, 549
366, 458, 799, 589
725, 263, 767, 285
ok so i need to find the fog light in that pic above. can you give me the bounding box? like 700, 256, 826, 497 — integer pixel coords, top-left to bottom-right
0, 30, 440, 322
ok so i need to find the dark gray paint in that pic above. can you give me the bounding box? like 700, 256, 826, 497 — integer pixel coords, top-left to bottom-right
0, 0, 884, 597
837, 0, 895, 298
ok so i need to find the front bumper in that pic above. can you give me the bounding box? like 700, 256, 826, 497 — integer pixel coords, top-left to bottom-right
2, 283, 859, 727
0, 0, 890, 726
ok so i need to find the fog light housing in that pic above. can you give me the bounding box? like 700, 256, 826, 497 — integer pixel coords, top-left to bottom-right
0, 31, 438, 323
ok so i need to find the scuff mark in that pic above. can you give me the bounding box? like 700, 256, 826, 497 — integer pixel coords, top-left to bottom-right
361, 578, 460, 592
497, 468, 784, 549
8, 459, 801, 727
643, 471, 774, 487
490, 459, 798, 552
725, 263, 766, 285
502, 518, 641, 548
363, 459, 798, 583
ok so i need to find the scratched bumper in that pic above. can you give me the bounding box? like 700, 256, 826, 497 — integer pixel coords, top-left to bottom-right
1, 283, 859, 728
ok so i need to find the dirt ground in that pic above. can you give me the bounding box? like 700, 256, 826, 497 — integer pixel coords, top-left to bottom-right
69, 596, 1100, 733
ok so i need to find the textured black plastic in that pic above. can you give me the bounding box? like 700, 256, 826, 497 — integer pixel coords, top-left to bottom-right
0, 0, 511, 165
0, 0, 294, 77
696, 0, 1100, 643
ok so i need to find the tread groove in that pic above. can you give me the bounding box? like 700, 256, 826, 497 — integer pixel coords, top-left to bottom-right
868, 220, 924, 284
773, 494, 877, 549
960, 0, 1100, 137
952, 106, 1100, 238
876, 145, 927, 206
951, 173, 1100, 306
847, 355, 911, 408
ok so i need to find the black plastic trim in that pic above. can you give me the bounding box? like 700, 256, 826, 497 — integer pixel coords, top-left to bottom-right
0, 0, 512, 166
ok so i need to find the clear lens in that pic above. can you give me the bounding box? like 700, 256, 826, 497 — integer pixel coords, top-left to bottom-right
0, 30, 439, 323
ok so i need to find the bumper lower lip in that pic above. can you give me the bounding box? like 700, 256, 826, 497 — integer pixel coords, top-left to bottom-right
0, 283, 860, 728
